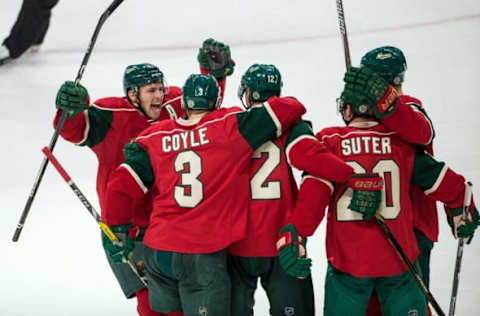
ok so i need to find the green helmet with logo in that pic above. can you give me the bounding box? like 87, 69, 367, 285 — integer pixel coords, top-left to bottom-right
337, 89, 374, 118
360, 46, 407, 86
238, 64, 283, 106
182, 74, 220, 111
123, 63, 164, 95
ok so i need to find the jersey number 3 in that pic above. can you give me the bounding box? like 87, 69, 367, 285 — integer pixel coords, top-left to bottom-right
174, 150, 204, 208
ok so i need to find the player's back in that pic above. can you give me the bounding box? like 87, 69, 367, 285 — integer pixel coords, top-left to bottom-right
229, 135, 298, 257
138, 107, 256, 254
317, 121, 419, 277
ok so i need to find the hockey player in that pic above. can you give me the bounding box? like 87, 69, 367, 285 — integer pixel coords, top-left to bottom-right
102, 73, 306, 315
229, 64, 354, 316
53, 38, 234, 316
346, 46, 436, 316
276, 76, 479, 316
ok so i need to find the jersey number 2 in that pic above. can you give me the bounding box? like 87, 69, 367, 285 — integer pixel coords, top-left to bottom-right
250, 141, 281, 199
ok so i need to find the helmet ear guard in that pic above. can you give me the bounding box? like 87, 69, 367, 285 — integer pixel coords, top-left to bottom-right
360, 46, 407, 86
238, 64, 283, 108
181, 74, 221, 111
338, 90, 374, 118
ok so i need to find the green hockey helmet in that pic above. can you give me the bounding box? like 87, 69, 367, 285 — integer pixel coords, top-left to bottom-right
182, 74, 220, 111
337, 89, 374, 118
360, 46, 407, 86
123, 63, 164, 96
238, 64, 282, 107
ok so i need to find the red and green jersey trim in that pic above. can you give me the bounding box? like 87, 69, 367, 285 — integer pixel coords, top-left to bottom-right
236, 101, 282, 150
122, 141, 154, 190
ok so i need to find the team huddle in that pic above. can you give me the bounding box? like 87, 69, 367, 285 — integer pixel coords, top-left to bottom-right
53, 39, 479, 316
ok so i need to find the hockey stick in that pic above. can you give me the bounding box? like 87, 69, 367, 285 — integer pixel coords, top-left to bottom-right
448, 181, 473, 316
12, 0, 125, 242
41, 147, 147, 287
335, 0, 352, 69
374, 213, 446, 316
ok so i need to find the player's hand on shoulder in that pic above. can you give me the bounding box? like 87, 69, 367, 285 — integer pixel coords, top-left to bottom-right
343, 66, 399, 119
347, 173, 383, 220
277, 223, 311, 279
55, 80, 89, 118
197, 38, 235, 78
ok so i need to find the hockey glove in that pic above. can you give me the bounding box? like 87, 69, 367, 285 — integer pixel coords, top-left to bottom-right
55, 80, 89, 118
348, 173, 383, 220
197, 38, 235, 78
277, 224, 312, 279
101, 224, 138, 263
446, 204, 480, 244
344, 67, 399, 119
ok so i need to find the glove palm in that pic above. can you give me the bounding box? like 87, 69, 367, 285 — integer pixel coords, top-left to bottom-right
197, 38, 235, 78
447, 205, 480, 244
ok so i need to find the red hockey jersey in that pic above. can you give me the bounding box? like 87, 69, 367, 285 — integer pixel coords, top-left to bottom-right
229, 121, 353, 257
382, 94, 439, 242
103, 97, 306, 253
54, 88, 183, 227
291, 121, 469, 277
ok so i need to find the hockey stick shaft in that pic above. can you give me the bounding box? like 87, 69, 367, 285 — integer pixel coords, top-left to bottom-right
41, 147, 147, 287
12, 0, 125, 242
448, 181, 473, 316
335, 0, 352, 69
41, 147, 117, 243
375, 213, 446, 316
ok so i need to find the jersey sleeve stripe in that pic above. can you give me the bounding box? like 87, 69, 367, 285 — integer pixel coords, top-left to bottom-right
164, 104, 177, 119
120, 163, 149, 193
408, 103, 434, 145
285, 134, 318, 165
75, 111, 90, 146
302, 175, 334, 196
263, 101, 282, 137
424, 163, 448, 195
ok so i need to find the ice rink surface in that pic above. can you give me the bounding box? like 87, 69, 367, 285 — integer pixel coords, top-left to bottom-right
0, 0, 479, 315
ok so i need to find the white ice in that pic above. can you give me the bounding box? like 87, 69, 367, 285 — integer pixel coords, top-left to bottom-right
1, 0, 479, 315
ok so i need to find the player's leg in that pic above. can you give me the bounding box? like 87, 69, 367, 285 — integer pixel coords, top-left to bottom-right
261, 256, 314, 316
102, 234, 146, 300
178, 250, 231, 316
133, 241, 180, 316
324, 264, 375, 316
3, 0, 58, 58
414, 229, 434, 316
33, 0, 59, 46
366, 291, 383, 316
228, 255, 260, 316
143, 246, 183, 313
376, 261, 428, 316
414, 229, 433, 289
